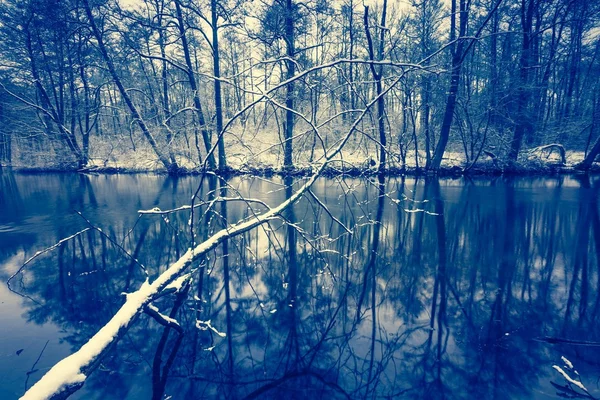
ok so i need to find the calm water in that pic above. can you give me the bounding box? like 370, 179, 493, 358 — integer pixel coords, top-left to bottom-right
1, 172, 600, 399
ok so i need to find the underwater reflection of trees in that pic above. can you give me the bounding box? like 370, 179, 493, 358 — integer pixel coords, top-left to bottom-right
9, 176, 600, 399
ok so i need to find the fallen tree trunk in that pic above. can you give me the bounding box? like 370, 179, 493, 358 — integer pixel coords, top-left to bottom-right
527, 143, 566, 164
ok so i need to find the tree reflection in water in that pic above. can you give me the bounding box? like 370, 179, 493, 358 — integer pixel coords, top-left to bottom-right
2, 174, 600, 399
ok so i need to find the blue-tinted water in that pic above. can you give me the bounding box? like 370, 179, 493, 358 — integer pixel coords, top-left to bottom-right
1, 172, 599, 399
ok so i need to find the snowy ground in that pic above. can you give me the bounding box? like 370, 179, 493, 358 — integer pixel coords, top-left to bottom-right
6, 126, 591, 172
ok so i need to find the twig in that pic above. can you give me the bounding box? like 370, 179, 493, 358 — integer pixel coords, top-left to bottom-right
75, 211, 148, 275
7, 228, 91, 295
24, 340, 49, 392
535, 337, 600, 346
308, 190, 353, 234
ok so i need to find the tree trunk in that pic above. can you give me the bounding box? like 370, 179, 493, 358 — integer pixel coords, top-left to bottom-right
283, 0, 296, 170
0, 99, 10, 165
430, 0, 467, 171
78, 53, 91, 164
489, 7, 499, 127
364, 1, 388, 173
577, 92, 600, 169
82, 0, 174, 172
349, 0, 355, 112
211, 0, 227, 170
157, 7, 177, 167
173, 0, 215, 170
508, 0, 535, 161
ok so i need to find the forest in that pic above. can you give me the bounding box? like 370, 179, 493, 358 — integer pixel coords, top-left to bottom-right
0, 0, 599, 174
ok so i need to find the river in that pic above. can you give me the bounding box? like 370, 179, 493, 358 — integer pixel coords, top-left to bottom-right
1, 172, 599, 399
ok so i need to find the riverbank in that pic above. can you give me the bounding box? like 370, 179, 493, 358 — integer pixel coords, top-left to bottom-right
3, 126, 598, 177
3, 158, 600, 177
2, 146, 599, 176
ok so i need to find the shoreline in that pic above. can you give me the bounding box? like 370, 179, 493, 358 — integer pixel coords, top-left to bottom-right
2, 161, 599, 178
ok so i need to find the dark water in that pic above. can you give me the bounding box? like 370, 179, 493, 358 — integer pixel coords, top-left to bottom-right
1, 172, 600, 400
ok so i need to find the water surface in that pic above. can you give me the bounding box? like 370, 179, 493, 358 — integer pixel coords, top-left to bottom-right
1, 172, 599, 399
